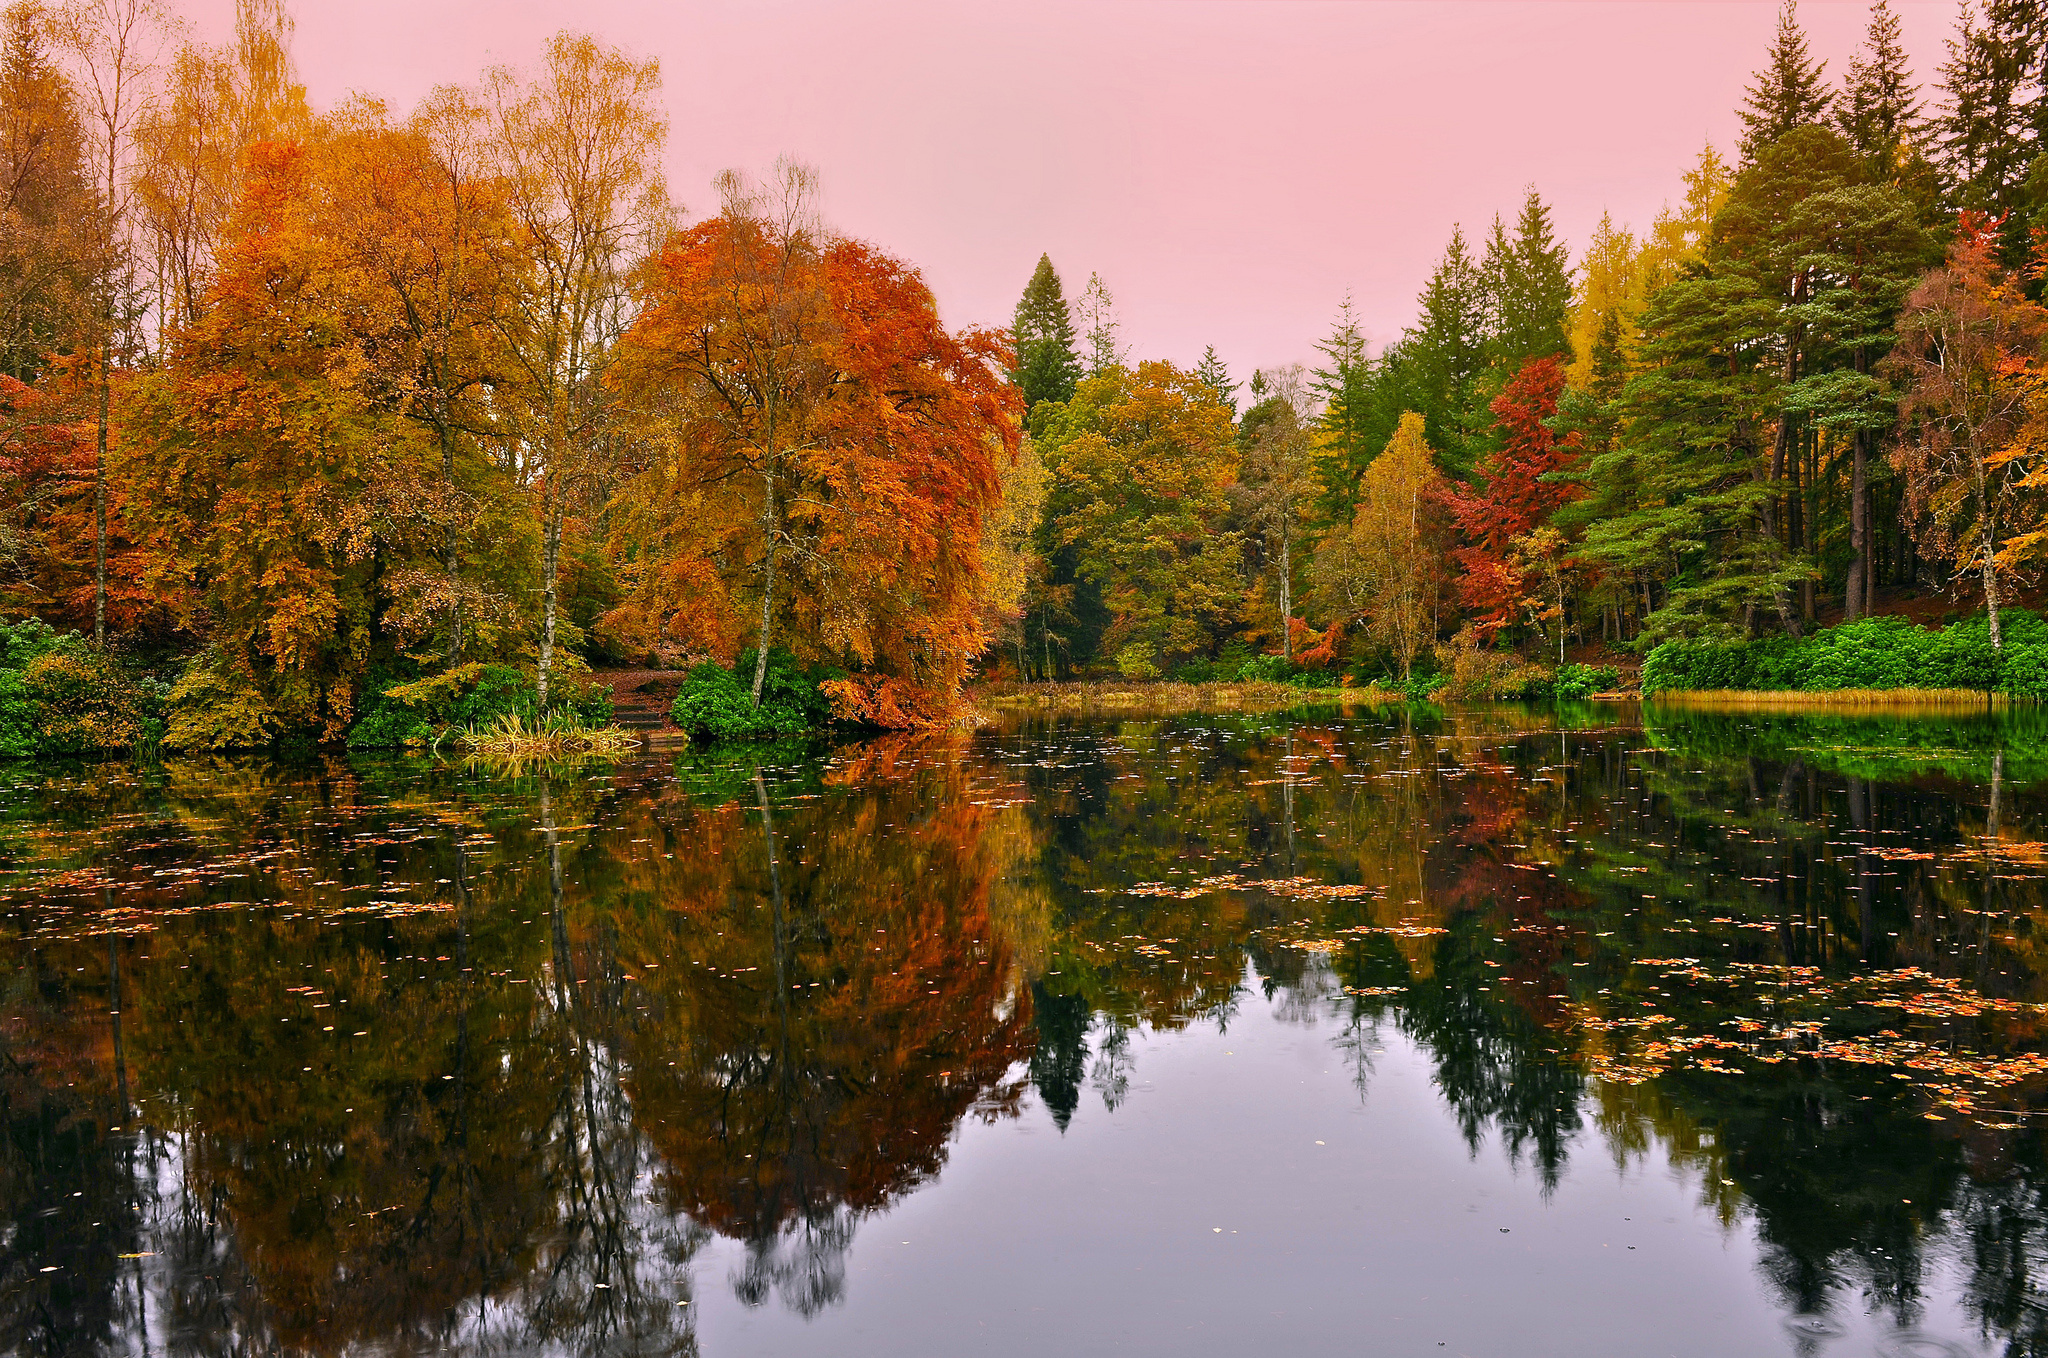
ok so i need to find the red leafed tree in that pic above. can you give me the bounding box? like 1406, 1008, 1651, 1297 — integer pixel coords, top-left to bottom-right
1447, 356, 1582, 638
0, 367, 168, 634
607, 173, 1019, 722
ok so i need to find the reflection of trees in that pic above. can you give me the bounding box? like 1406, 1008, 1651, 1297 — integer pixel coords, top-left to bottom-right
13, 711, 2048, 1353
618, 754, 1032, 1317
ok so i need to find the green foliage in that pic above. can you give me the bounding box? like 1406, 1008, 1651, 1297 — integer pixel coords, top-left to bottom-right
671, 650, 837, 743
1014, 254, 1081, 412
349, 662, 612, 749
1641, 612, 2048, 695
0, 619, 162, 757
1114, 643, 1160, 681
23, 650, 156, 754
1402, 673, 1449, 701
1519, 663, 1622, 702
1235, 653, 1290, 682
0, 616, 70, 669
163, 657, 283, 753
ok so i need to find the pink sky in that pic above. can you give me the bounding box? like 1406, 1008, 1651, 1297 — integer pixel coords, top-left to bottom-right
176, 0, 1957, 380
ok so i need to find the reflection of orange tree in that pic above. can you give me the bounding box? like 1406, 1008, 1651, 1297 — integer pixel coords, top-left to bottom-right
603, 753, 1032, 1315
89, 765, 703, 1354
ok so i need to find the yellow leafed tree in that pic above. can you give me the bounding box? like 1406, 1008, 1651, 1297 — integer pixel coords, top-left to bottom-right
1312, 411, 1450, 680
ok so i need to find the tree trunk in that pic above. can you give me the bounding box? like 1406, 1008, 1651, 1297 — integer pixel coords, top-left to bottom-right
1978, 456, 2003, 653
752, 472, 778, 707
1982, 532, 2004, 653
536, 495, 561, 710
94, 349, 108, 649
1276, 517, 1292, 663
1847, 426, 1869, 621
441, 418, 463, 665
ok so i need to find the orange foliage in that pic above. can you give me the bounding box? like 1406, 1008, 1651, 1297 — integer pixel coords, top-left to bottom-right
119, 141, 442, 733
0, 367, 172, 635
607, 215, 1019, 714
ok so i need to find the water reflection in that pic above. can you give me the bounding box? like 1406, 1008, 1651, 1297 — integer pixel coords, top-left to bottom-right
3, 706, 2048, 1352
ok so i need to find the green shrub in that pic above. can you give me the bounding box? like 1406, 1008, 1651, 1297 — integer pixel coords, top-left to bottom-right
0, 617, 71, 670
0, 619, 160, 757
349, 662, 612, 749
1543, 663, 1620, 701
1114, 643, 1160, 681
23, 650, 150, 754
671, 650, 836, 743
164, 658, 282, 752
1235, 654, 1290, 682
1403, 673, 1448, 701
1642, 611, 2048, 696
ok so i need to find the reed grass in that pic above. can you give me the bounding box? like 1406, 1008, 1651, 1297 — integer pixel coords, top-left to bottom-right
1648, 687, 2016, 712
975, 679, 1404, 715
457, 709, 640, 757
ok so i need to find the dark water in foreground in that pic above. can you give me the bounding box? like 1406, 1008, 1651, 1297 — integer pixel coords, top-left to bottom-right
6, 704, 2048, 1356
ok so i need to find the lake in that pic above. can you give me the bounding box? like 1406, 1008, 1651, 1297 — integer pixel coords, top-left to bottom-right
2, 703, 2045, 1357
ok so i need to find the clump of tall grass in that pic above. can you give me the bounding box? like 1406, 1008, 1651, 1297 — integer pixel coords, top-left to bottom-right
457, 708, 638, 757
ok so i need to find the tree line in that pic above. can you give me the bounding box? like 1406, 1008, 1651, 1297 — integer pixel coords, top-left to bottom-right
1009, 0, 2048, 688
1, 0, 2047, 748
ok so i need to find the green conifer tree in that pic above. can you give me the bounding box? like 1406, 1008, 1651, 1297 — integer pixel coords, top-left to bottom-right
1012, 254, 1081, 410
1194, 344, 1237, 414
1308, 297, 1378, 525
1934, 0, 2045, 247
1407, 225, 1490, 474
1490, 188, 1574, 366
1836, 0, 1926, 181
1738, 0, 1834, 163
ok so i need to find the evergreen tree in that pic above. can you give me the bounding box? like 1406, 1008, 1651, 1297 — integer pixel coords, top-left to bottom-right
1935, 0, 2045, 245
1309, 297, 1377, 524
1738, 0, 1834, 164
1490, 188, 1575, 366
1407, 224, 1490, 473
1012, 253, 1080, 410
1476, 212, 1512, 346
1836, 0, 1926, 180
1194, 344, 1237, 414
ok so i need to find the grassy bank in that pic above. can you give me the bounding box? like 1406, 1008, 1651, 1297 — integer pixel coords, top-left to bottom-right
974, 679, 1403, 715
1647, 687, 2013, 713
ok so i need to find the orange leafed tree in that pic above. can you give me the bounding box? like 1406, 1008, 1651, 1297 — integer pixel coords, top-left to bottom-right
0, 364, 168, 633
608, 166, 1019, 723
118, 141, 444, 735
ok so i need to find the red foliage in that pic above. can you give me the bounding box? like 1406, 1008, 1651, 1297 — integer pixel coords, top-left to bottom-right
1445, 356, 1582, 638
0, 367, 171, 635
1291, 616, 1342, 669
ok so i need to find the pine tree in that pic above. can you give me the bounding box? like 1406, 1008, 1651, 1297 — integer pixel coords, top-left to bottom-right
1194, 344, 1237, 414
1407, 224, 1489, 472
1012, 254, 1080, 410
1308, 297, 1375, 523
1836, 0, 1926, 180
1491, 188, 1574, 366
1738, 0, 1833, 163
1935, 0, 2045, 232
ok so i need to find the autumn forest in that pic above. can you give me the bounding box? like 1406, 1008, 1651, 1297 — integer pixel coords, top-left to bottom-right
0, 0, 2045, 752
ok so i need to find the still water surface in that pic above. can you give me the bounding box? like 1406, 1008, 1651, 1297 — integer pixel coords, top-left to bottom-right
3, 704, 2047, 1356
